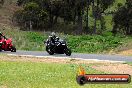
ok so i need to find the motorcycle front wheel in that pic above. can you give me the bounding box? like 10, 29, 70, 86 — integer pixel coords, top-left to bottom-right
46, 46, 54, 55
11, 46, 16, 52
65, 48, 71, 56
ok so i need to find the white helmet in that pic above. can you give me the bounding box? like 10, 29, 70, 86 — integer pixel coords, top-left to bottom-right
51, 32, 56, 36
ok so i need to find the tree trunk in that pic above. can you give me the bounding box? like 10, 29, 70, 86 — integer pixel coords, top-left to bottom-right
126, 25, 130, 35
92, 1, 97, 34
76, 1, 84, 34
77, 13, 83, 34
53, 16, 58, 24
29, 20, 32, 31
49, 14, 53, 28
73, 11, 76, 25
86, 3, 89, 32
112, 24, 117, 35
93, 17, 97, 34
100, 17, 105, 31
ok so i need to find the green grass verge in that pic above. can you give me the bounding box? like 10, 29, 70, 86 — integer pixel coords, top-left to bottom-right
126, 62, 132, 66
1, 27, 132, 53
0, 61, 132, 88
67, 34, 123, 53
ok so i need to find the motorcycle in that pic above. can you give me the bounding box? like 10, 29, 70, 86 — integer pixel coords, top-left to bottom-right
0, 37, 16, 52
44, 37, 71, 56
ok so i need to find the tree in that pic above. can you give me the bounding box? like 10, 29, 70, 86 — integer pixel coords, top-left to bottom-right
0, 0, 4, 8
91, 0, 115, 34
14, 2, 48, 30
61, 0, 88, 34
85, 0, 91, 32
15, 0, 115, 33
112, 0, 132, 35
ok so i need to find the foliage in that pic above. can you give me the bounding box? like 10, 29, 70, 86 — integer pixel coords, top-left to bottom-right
67, 35, 122, 53
26, 32, 47, 43
112, 0, 132, 35
25, 32, 125, 53
1, 26, 131, 53
14, 0, 116, 34
14, 1, 48, 30
91, 0, 115, 34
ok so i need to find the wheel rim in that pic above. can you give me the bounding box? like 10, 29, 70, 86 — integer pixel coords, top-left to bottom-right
47, 48, 51, 53
65, 49, 71, 55
47, 47, 53, 54
11, 47, 16, 52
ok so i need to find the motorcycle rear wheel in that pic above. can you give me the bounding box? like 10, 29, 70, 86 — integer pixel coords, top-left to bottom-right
0, 44, 2, 51
0, 48, 2, 51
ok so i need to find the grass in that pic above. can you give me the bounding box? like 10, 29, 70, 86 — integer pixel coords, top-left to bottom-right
0, 27, 47, 51
0, 60, 132, 88
1, 26, 132, 53
126, 62, 132, 66
67, 34, 123, 53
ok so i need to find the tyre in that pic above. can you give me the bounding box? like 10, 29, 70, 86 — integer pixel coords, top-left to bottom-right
0, 47, 2, 52
11, 46, 16, 52
0, 43, 2, 51
0, 48, 2, 52
65, 48, 71, 56
46, 46, 54, 55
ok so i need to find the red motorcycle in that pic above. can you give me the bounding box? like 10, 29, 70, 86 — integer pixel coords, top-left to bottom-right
0, 36, 16, 52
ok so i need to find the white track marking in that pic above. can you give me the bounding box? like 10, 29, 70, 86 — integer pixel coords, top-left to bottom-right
20, 55, 35, 57
7, 54, 18, 56
80, 59, 125, 63
7, 54, 125, 63
35, 56, 45, 58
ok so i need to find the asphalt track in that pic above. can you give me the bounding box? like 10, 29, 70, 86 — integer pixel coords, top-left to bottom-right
1, 50, 132, 62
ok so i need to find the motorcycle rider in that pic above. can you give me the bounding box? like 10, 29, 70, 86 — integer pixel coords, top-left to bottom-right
45, 32, 71, 56
0, 32, 5, 42
0, 32, 4, 51
48, 32, 59, 46
0, 32, 7, 50
0, 32, 6, 40
0, 32, 3, 40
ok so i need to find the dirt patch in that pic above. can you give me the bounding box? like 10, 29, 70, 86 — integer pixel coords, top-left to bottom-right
0, 55, 68, 64
0, 54, 114, 65
92, 63, 132, 75
117, 49, 132, 56
0, 85, 7, 88
1, 54, 132, 75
